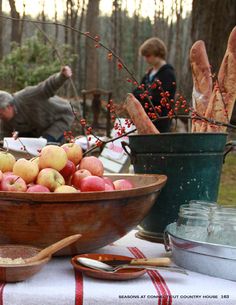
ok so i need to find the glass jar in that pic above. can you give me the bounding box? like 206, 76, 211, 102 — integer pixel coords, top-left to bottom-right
176, 205, 210, 241
207, 208, 236, 246
189, 200, 218, 211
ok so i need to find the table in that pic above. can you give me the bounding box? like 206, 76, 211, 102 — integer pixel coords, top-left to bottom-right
1, 231, 236, 305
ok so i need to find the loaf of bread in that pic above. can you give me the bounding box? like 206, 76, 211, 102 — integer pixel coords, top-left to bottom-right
203, 26, 236, 132
124, 93, 159, 135
190, 40, 212, 132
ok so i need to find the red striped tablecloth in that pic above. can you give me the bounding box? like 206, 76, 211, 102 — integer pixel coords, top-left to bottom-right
1, 230, 236, 305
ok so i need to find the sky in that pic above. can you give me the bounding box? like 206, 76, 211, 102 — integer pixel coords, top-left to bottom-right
2, 0, 192, 20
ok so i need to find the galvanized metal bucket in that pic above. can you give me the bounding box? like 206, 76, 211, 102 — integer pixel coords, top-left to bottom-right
164, 223, 236, 281
122, 133, 234, 242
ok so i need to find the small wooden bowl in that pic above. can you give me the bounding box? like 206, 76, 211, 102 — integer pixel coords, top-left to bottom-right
72, 253, 146, 280
0, 245, 50, 282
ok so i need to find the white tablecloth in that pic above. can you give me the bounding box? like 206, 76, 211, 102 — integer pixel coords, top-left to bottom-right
1, 231, 236, 305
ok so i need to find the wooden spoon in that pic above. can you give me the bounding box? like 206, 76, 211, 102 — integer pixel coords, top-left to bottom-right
25, 234, 81, 264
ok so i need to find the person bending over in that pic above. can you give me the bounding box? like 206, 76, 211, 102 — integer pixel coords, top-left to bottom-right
0, 66, 74, 143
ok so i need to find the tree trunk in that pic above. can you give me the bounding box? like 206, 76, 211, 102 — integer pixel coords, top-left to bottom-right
85, 0, 100, 89
111, 0, 118, 95
64, 0, 70, 44
8, 0, 21, 45
174, 0, 183, 90
54, 0, 59, 41
41, 1, 47, 44
191, 0, 236, 73
77, 0, 86, 90
19, 1, 26, 42
69, 0, 79, 87
0, 0, 3, 59
132, 0, 142, 75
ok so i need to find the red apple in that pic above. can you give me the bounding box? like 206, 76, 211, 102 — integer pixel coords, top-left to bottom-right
39, 145, 68, 171
0, 152, 16, 172
103, 177, 115, 190
60, 160, 76, 180
36, 168, 65, 191
62, 143, 83, 165
71, 169, 92, 189
13, 158, 39, 184
113, 179, 134, 190
27, 184, 50, 193
80, 176, 105, 192
54, 185, 78, 193
79, 156, 104, 176
3, 171, 13, 177
0, 170, 3, 183
105, 183, 115, 191
1, 174, 27, 192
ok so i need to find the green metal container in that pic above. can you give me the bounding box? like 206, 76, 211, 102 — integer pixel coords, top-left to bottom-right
125, 133, 231, 242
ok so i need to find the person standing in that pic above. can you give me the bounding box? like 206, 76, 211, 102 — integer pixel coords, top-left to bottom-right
133, 37, 176, 132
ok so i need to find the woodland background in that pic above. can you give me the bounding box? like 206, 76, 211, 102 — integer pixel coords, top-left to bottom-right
0, 0, 235, 203
0, 0, 235, 112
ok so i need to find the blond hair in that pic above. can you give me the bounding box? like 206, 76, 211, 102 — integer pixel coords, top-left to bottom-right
139, 37, 167, 59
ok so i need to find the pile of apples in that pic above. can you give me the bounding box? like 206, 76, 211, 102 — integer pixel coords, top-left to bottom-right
0, 143, 134, 193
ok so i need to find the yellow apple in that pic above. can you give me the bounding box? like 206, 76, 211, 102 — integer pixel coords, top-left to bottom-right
0, 151, 16, 172
54, 185, 78, 193
13, 158, 39, 184
62, 143, 83, 165
36, 168, 65, 191
39, 145, 68, 171
30, 156, 40, 167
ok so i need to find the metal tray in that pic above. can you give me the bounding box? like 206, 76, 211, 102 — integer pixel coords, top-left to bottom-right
164, 223, 236, 281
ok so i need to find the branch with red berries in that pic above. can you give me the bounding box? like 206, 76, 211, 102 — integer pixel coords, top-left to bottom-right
0, 14, 235, 158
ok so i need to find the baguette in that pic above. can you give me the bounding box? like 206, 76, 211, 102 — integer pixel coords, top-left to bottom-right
189, 40, 212, 132
124, 93, 159, 135
203, 26, 236, 132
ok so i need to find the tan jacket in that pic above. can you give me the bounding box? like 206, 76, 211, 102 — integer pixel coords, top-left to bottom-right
1, 72, 74, 140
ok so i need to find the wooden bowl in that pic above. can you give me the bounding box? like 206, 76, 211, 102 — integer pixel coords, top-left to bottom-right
0, 245, 50, 282
0, 174, 167, 256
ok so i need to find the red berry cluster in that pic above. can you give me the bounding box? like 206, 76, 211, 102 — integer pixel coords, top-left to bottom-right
64, 131, 75, 142
129, 78, 191, 121
106, 99, 117, 122
79, 118, 104, 147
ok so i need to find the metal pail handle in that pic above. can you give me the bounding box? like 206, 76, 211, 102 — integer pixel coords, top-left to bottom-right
163, 230, 172, 252
224, 140, 236, 162
121, 141, 136, 164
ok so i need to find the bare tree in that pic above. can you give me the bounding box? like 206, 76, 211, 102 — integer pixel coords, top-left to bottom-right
85, 0, 100, 89
8, 0, 22, 45
54, 0, 59, 41
132, 0, 142, 74
77, 0, 86, 90
65, 0, 70, 44
174, 0, 183, 87
109, 0, 124, 97
0, 0, 3, 59
19, 1, 26, 42
191, 0, 236, 72
110, 0, 119, 94
41, 0, 47, 44
70, 0, 79, 52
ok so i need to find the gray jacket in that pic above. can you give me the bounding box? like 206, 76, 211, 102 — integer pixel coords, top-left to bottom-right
1, 73, 74, 139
